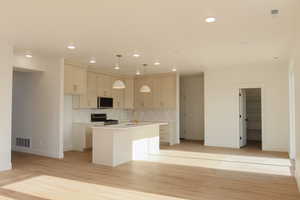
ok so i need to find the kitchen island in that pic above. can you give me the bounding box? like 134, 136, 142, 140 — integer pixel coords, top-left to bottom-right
92, 122, 165, 167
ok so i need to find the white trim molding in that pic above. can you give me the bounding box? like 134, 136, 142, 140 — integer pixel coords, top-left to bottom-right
0, 162, 12, 172
12, 146, 61, 159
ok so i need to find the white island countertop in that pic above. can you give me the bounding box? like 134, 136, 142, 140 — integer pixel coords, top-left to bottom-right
92, 122, 168, 130
92, 121, 163, 167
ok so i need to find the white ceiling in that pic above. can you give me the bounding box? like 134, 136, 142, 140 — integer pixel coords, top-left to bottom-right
0, 0, 297, 75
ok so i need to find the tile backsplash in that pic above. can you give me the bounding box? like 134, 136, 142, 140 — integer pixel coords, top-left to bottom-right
132, 110, 177, 122
72, 109, 134, 123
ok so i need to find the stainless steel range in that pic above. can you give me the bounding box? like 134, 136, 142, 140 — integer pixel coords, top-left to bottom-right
91, 114, 118, 125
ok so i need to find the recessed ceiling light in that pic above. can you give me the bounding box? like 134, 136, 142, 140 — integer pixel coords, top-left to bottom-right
205, 17, 216, 23
25, 51, 33, 58
67, 43, 76, 50
172, 68, 177, 72
136, 70, 141, 75
133, 53, 140, 58
154, 62, 160, 66
114, 65, 120, 70
89, 58, 96, 64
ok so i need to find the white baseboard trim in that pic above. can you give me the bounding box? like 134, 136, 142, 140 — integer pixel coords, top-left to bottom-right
262, 146, 288, 152
63, 145, 73, 152
204, 141, 239, 149
12, 146, 61, 159
0, 162, 12, 172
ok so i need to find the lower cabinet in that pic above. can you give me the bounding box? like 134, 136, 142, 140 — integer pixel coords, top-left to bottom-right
72, 123, 94, 152
159, 124, 171, 144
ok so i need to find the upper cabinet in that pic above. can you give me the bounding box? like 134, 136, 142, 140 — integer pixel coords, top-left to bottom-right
134, 77, 154, 109
65, 64, 176, 110
160, 75, 177, 109
124, 79, 134, 109
86, 72, 98, 108
112, 77, 124, 109
97, 74, 112, 98
73, 72, 98, 109
136, 74, 177, 110
112, 77, 134, 109
64, 65, 87, 95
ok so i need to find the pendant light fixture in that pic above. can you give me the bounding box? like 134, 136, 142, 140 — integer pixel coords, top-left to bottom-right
112, 79, 126, 89
112, 54, 126, 89
139, 64, 151, 93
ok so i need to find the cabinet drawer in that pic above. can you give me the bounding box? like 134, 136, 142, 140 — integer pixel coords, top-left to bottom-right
160, 135, 169, 142
160, 125, 169, 131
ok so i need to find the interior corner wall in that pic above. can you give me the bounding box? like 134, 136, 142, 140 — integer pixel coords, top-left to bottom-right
12, 56, 64, 159
0, 43, 13, 171
204, 63, 289, 151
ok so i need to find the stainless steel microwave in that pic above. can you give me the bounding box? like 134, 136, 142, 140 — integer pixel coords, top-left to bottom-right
97, 97, 113, 109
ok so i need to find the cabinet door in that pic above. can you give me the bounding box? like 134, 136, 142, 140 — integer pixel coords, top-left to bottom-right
112, 89, 124, 109
124, 79, 134, 109
143, 78, 154, 108
87, 72, 97, 108
97, 74, 112, 97
64, 65, 74, 94
103, 75, 112, 97
161, 76, 176, 109
134, 79, 145, 109
153, 77, 162, 108
96, 74, 105, 97
72, 66, 87, 95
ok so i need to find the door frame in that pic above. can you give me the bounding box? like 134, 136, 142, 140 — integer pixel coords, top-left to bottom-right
289, 60, 296, 159
239, 89, 247, 147
237, 84, 265, 149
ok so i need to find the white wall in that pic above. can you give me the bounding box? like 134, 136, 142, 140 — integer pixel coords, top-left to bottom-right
12, 55, 64, 159
0, 43, 13, 171
204, 63, 289, 151
290, 12, 300, 190
64, 96, 73, 151
180, 75, 205, 140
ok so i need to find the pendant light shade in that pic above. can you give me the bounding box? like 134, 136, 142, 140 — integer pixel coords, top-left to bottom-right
140, 85, 151, 93
138, 64, 151, 93
112, 80, 126, 89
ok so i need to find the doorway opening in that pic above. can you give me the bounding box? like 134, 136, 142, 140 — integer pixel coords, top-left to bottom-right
239, 88, 262, 150
180, 74, 204, 143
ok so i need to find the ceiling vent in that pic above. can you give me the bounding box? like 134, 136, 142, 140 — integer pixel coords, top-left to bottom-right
271, 9, 279, 15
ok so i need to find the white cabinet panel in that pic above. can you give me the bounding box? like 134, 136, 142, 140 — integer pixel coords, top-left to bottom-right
64, 65, 87, 95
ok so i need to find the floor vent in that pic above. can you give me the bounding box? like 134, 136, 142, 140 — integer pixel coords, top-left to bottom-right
16, 137, 31, 148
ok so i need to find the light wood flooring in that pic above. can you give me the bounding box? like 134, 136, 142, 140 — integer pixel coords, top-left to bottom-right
0, 141, 299, 200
